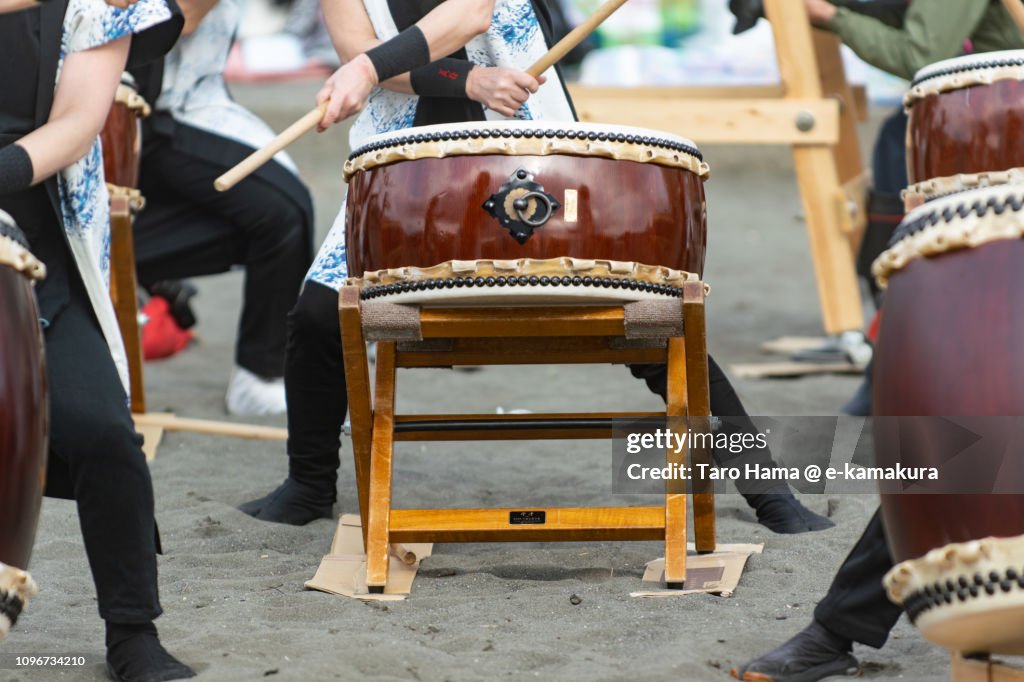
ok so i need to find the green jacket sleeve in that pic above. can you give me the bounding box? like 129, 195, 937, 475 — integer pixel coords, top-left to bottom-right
827, 0, 991, 81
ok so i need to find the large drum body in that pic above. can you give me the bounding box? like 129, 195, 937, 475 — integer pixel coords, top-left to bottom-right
905, 51, 1024, 187
873, 185, 1024, 654
344, 122, 708, 278
0, 214, 47, 572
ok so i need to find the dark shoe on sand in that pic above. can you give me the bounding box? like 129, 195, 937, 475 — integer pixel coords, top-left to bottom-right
730, 621, 860, 681
106, 622, 195, 682
746, 486, 835, 534
239, 478, 333, 526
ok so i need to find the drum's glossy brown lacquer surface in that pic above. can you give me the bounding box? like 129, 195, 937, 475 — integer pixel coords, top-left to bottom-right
907, 79, 1024, 185
0, 257, 47, 571
346, 154, 707, 276
873, 241, 1024, 563
99, 95, 143, 189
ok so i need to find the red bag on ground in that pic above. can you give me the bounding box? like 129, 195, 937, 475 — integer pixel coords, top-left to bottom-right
141, 296, 194, 360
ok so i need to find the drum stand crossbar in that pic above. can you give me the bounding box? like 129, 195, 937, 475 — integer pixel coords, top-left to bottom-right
339, 283, 716, 592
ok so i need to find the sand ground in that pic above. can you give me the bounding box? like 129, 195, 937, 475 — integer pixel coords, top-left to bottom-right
4, 81, 952, 681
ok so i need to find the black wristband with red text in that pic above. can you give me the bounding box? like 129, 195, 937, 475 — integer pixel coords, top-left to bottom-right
410, 58, 474, 99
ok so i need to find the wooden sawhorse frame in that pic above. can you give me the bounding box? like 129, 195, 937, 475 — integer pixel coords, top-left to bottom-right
339, 281, 716, 593
570, 0, 867, 336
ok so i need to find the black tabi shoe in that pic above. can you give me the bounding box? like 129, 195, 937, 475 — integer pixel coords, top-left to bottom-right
730, 621, 860, 682
105, 622, 195, 682
745, 485, 835, 534
239, 477, 334, 526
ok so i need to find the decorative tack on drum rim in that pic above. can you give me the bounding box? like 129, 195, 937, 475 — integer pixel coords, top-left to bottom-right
903, 167, 1024, 206
884, 535, 1024, 655
904, 49, 1024, 106
347, 257, 706, 307
872, 184, 1024, 288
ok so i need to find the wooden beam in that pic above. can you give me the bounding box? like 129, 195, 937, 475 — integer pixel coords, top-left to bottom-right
392, 411, 664, 441
766, 0, 864, 334
132, 412, 288, 440
569, 84, 787, 100
419, 306, 626, 338
572, 94, 839, 145
388, 507, 668, 543
396, 336, 666, 367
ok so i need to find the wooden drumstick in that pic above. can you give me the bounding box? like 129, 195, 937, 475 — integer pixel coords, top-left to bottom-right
214, 0, 630, 191
527, 0, 629, 78
1001, 0, 1024, 34
214, 102, 328, 192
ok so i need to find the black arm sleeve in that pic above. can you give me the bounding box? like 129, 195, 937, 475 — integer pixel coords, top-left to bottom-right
0, 144, 34, 196
365, 24, 431, 82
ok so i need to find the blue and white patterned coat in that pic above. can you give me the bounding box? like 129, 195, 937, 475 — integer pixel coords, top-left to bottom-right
58, 0, 173, 393
305, 0, 576, 291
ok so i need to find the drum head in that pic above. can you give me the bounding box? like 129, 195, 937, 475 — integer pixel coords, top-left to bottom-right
886, 534, 1024, 655
345, 120, 709, 181
906, 50, 1024, 107
872, 184, 1024, 287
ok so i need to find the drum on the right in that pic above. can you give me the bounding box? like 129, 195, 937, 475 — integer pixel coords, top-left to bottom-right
874, 184, 1024, 655
905, 50, 1024, 187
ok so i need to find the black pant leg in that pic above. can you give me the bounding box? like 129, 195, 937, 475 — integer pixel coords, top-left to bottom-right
628, 357, 776, 468
134, 136, 313, 378
283, 281, 349, 494
814, 509, 901, 648
44, 280, 161, 624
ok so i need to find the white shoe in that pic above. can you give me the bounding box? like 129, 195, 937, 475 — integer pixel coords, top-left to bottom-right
225, 366, 287, 416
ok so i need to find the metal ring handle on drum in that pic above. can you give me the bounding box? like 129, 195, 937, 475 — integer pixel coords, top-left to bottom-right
512, 191, 555, 227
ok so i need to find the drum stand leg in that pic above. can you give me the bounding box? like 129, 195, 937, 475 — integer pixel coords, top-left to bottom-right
664, 336, 688, 588
684, 281, 715, 555
340, 285, 717, 593
108, 193, 147, 414
339, 288, 374, 547
365, 342, 397, 593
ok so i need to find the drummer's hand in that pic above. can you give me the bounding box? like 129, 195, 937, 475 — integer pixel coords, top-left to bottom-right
466, 67, 545, 118
804, 0, 836, 25
315, 54, 379, 132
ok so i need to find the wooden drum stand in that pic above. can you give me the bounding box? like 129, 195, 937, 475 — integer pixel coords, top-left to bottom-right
339, 273, 716, 593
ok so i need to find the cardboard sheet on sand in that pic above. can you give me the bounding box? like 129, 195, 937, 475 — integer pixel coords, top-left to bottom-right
633, 543, 763, 598
307, 515, 761, 601
305, 514, 433, 602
